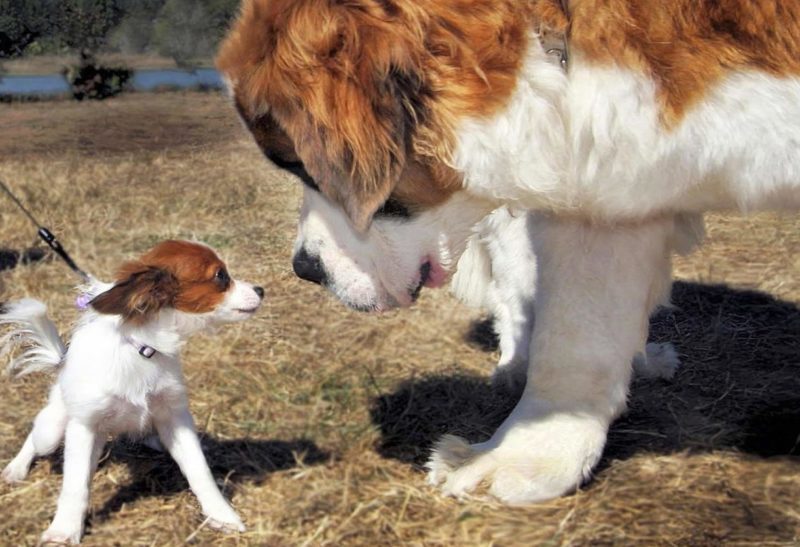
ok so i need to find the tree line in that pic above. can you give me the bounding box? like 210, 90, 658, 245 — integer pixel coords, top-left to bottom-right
0, 0, 239, 65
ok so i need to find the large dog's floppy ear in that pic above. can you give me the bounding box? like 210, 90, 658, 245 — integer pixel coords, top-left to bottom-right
91, 262, 179, 324
219, 0, 429, 231
296, 59, 426, 232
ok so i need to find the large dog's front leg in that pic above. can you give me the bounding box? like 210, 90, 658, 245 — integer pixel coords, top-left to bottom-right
428, 216, 674, 504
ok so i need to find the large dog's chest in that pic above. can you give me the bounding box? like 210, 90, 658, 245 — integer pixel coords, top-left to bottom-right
447, 2, 800, 220
453, 53, 800, 221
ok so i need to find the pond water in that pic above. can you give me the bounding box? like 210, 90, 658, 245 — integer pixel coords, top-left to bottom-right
0, 68, 224, 96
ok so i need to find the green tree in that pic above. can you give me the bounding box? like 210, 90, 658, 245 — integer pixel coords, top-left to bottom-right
0, 0, 61, 57
0, 0, 237, 60
55, 0, 123, 54
109, 0, 165, 54
206, 0, 240, 33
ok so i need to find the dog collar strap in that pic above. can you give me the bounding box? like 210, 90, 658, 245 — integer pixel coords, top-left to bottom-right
125, 336, 157, 359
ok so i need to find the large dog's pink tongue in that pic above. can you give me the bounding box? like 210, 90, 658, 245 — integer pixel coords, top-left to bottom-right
423, 261, 448, 288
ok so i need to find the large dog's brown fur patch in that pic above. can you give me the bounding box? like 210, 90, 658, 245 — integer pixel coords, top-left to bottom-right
218, 0, 800, 224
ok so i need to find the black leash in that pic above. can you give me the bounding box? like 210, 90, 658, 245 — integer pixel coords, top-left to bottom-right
0, 179, 91, 282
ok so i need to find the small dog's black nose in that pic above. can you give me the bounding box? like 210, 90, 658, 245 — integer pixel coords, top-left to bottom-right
253, 286, 265, 299
292, 248, 327, 286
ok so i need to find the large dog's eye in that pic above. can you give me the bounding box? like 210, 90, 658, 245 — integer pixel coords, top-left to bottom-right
266, 153, 319, 191
214, 268, 231, 290
373, 197, 411, 220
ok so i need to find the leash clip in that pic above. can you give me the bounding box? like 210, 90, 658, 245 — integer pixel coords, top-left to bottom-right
546, 47, 568, 68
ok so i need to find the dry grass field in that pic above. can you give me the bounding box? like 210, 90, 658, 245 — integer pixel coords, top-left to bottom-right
0, 92, 798, 546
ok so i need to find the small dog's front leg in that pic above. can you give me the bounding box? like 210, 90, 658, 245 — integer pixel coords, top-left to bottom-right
154, 407, 245, 533
40, 420, 103, 545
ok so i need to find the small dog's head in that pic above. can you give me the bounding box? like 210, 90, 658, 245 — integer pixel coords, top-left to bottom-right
90, 240, 264, 327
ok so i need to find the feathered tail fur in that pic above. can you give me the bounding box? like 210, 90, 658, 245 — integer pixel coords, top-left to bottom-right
0, 299, 66, 377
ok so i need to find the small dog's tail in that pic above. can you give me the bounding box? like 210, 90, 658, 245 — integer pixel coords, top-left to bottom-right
0, 299, 66, 377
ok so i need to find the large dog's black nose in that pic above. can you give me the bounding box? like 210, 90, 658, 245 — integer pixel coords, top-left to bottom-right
292, 248, 328, 286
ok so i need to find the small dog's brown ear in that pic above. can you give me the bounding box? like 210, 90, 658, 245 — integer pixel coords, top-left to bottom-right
90, 263, 179, 324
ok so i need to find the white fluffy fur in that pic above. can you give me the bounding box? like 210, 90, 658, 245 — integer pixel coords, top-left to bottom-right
451, 207, 536, 386
1, 276, 263, 544
455, 42, 800, 217
295, 187, 495, 311
0, 299, 66, 377
451, 207, 697, 388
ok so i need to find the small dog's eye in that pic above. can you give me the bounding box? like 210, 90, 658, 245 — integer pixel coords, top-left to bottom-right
214, 268, 230, 289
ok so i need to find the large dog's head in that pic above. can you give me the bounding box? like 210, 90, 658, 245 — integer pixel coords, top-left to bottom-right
217, 0, 548, 311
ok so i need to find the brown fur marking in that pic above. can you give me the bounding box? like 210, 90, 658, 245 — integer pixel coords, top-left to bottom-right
569, 0, 800, 123
92, 240, 229, 322
90, 266, 180, 324
217, 0, 534, 228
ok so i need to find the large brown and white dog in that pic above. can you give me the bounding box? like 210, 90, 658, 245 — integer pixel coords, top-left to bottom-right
218, 0, 800, 504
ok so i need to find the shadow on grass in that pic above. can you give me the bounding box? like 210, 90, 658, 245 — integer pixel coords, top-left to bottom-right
79, 436, 328, 523
370, 281, 800, 467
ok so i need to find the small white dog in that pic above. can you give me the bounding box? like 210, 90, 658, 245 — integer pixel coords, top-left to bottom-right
0, 240, 264, 545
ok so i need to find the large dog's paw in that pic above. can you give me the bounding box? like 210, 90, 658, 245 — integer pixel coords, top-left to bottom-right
426, 411, 607, 505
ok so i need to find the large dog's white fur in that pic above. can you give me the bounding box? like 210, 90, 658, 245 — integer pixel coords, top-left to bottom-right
421, 44, 799, 504
452, 207, 694, 389
288, 49, 798, 504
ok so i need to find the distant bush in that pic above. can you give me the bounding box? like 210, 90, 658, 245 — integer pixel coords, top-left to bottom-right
150, 0, 237, 66
152, 0, 215, 66
62, 52, 131, 100
108, 12, 153, 54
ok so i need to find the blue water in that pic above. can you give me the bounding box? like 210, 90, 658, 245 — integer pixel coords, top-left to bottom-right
0, 68, 224, 96
0, 74, 70, 95
132, 68, 223, 91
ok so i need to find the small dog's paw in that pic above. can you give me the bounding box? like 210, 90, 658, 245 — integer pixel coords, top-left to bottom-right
205, 511, 245, 533
2, 460, 29, 484
39, 526, 82, 545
